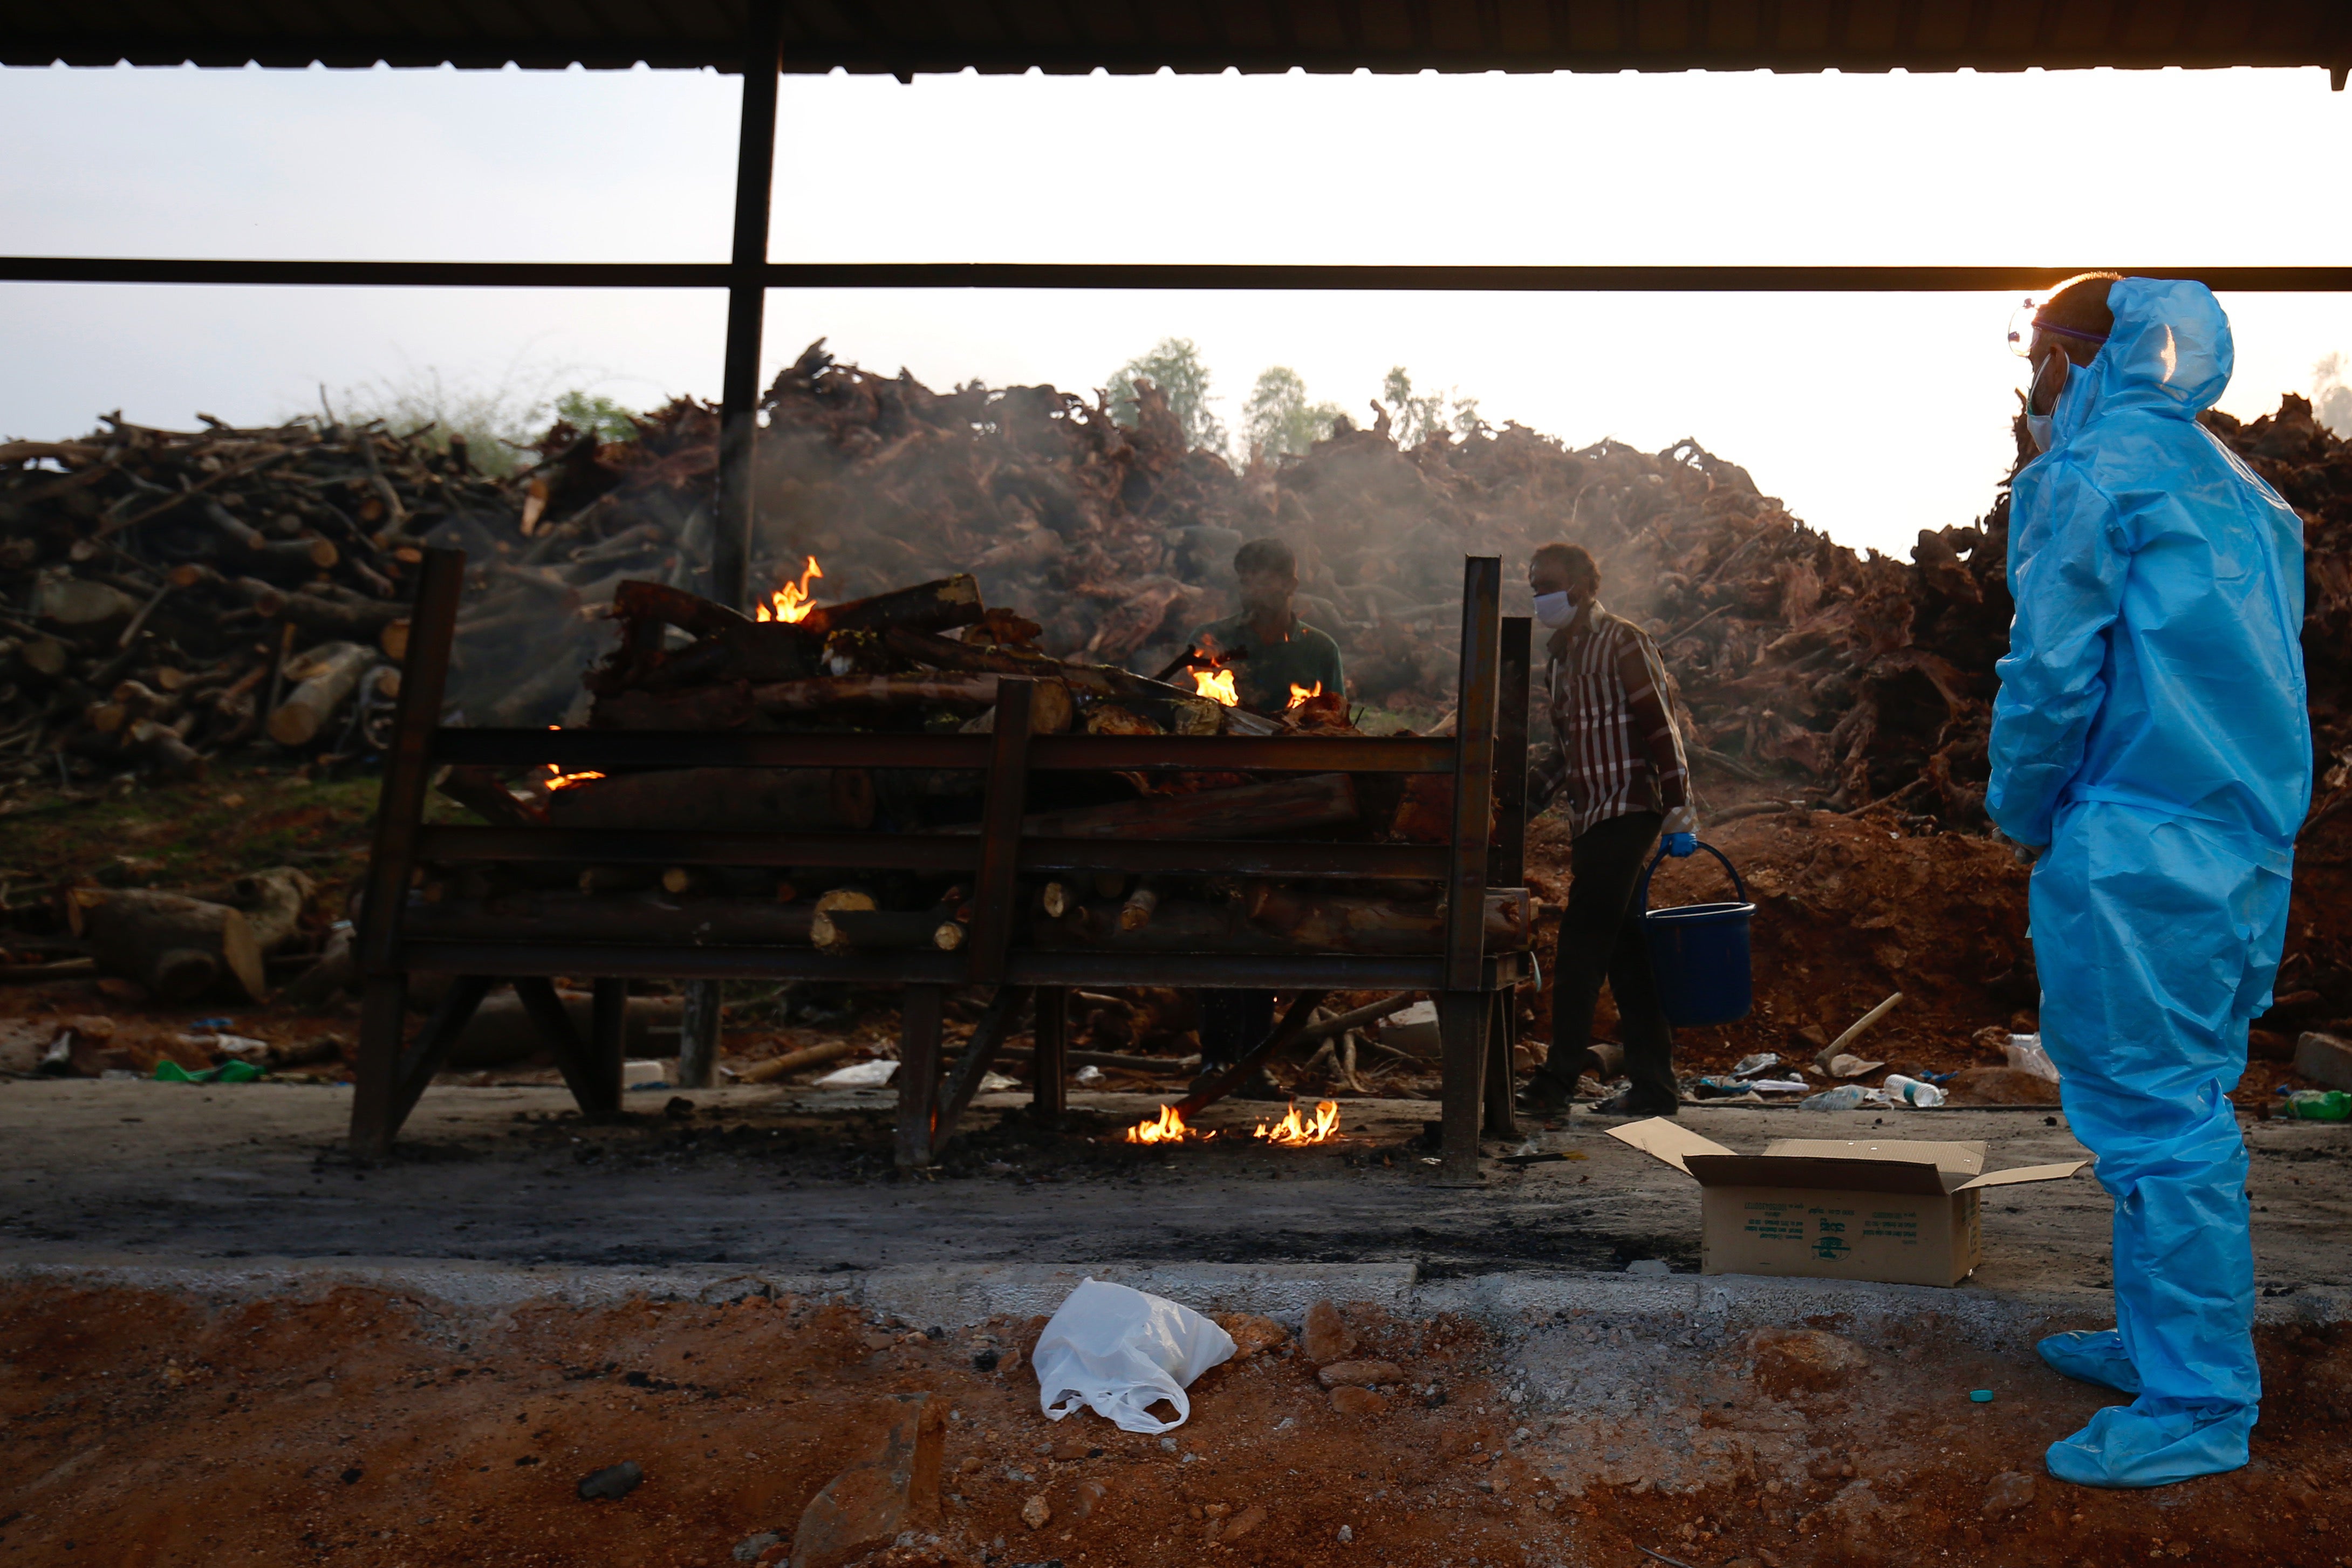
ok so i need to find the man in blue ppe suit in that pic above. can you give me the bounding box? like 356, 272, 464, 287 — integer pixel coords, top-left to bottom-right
1989, 273, 2310, 1488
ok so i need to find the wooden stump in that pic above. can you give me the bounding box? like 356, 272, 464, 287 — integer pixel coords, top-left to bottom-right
70, 887, 266, 1002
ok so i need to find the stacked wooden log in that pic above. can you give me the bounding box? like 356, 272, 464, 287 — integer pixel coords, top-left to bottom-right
0, 416, 517, 780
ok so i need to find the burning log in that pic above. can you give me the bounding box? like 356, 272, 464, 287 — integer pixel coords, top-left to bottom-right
796, 574, 982, 638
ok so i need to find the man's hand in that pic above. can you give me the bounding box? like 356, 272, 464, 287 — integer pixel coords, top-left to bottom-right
1663, 832, 1698, 858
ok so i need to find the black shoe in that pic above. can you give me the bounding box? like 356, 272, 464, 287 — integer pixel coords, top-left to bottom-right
1232, 1071, 1287, 1101
1516, 1074, 1576, 1115
1586, 1087, 1678, 1119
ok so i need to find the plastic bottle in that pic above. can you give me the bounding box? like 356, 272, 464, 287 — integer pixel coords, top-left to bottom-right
1882, 1073, 1947, 1108
1799, 1084, 1869, 1112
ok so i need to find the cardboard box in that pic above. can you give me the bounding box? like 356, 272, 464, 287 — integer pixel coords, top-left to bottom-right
1609, 1118, 2090, 1288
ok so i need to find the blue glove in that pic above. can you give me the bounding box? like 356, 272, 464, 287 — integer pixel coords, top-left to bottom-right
1663, 832, 1698, 858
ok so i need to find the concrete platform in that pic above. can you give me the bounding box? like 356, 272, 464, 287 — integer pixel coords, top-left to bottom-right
5, 1076, 2349, 1325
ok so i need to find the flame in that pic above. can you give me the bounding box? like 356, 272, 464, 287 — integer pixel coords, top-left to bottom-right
756, 555, 824, 623
1253, 1099, 1343, 1146
1124, 1104, 1214, 1145
1191, 666, 1239, 706
1286, 680, 1324, 709
542, 766, 605, 792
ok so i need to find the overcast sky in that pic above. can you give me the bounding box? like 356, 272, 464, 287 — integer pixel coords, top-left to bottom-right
3, 61, 2348, 558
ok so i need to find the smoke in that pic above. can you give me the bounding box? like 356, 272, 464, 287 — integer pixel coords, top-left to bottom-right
2317, 354, 2352, 441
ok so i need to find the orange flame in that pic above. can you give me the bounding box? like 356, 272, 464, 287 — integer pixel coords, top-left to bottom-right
1286, 680, 1324, 709
542, 767, 605, 792
1253, 1099, 1343, 1146
757, 555, 824, 623
1191, 666, 1240, 706
1124, 1104, 1213, 1144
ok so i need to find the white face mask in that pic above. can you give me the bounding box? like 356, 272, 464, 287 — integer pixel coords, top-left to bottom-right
2025, 355, 2064, 453
1533, 590, 1577, 628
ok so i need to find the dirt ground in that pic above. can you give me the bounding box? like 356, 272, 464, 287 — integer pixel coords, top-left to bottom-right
7, 1281, 2352, 1568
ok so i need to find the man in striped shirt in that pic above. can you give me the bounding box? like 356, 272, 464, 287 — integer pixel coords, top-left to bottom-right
1520, 542, 1698, 1118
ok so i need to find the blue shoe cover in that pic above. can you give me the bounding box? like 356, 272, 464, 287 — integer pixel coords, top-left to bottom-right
2045, 1401, 2254, 1488
2037, 1330, 2142, 1394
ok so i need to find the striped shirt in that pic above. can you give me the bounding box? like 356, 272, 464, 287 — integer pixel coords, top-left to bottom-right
1543, 599, 1696, 839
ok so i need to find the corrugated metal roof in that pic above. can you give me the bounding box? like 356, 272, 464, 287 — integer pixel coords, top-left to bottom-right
4, 0, 2346, 77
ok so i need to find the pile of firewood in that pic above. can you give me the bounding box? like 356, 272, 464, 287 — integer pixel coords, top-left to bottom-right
6, 358, 2344, 838
0, 415, 576, 782
415, 571, 1534, 962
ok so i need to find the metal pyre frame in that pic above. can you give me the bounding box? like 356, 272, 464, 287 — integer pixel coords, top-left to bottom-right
350, 550, 1534, 1180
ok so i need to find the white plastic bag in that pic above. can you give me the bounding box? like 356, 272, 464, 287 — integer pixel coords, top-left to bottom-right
2006, 1033, 2061, 1084
1033, 1278, 1235, 1434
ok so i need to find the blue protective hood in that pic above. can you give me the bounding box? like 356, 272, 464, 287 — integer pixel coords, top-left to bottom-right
1988, 278, 2310, 859
2043, 278, 2234, 451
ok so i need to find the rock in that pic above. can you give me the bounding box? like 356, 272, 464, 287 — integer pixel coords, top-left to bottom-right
1946, 1065, 2062, 1105
2295, 1031, 2352, 1090
1062, 1477, 1110, 1521
791, 1393, 947, 1568
577, 1460, 643, 1501
1330, 1386, 1390, 1416
1980, 1470, 2035, 1517
1021, 1493, 1051, 1529
1746, 1327, 1871, 1398
1049, 1437, 1099, 1462
732, 1530, 783, 1562
1303, 1299, 1358, 1364
1213, 1311, 1290, 1359
972, 1346, 1001, 1373
1225, 1503, 1267, 1539
1317, 1359, 1406, 1389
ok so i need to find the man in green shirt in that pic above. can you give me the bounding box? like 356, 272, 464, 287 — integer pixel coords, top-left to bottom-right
1181, 537, 1346, 715
1179, 538, 1346, 1095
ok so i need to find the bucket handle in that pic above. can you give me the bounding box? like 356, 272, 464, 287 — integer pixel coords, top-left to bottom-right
1639, 838, 1748, 913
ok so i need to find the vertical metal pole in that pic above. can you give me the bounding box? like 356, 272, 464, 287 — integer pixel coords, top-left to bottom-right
676, 979, 719, 1088
895, 984, 947, 1168
590, 977, 628, 1119
714, 0, 783, 612
1494, 616, 1531, 891
1440, 556, 1503, 1181
966, 680, 1033, 984
349, 548, 465, 1158
680, 0, 783, 1085
1031, 987, 1069, 1126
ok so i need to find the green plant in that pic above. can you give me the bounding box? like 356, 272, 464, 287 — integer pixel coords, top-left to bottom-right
1106, 337, 1227, 454
1241, 366, 1343, 461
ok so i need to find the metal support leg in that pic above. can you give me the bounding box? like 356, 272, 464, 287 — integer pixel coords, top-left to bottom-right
1483, 988, 1517, 1139
589, 977, 628, 1118
676, 978, 720, 1088
895, 984, 947, 1167
1031, 985, 1068, 1126
1439, 988, 1486, 1182
349, 975, 409, 1159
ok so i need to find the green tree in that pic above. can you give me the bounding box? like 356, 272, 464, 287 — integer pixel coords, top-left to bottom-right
553, 389, 640, 444
1242, 366, 1343, 460
1107, 337, 1227, 454
1380, 366, 1485, 448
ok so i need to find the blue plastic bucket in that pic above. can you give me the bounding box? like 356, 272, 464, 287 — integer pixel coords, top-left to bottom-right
1639, 841, 1756, 1028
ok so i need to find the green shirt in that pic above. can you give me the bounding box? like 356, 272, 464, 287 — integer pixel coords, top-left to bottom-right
1184, 611, 1346, 715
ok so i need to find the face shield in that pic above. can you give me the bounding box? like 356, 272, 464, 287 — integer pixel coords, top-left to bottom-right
2006, 296, 2110, 359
